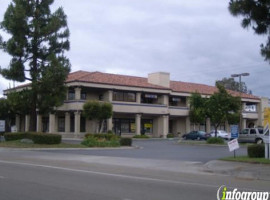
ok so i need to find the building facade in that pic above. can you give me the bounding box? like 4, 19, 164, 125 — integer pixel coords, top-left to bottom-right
7, 71, 269, 138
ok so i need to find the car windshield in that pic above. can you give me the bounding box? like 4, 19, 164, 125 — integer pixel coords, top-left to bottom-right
198, 131, 206, 135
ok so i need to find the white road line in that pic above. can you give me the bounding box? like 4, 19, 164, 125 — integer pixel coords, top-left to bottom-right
0, 160, 217, 188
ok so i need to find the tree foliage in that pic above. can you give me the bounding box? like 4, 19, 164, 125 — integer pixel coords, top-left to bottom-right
83, 101, 113, 133
216, 77, 252, 94
229, 0, 270, 62
206, 84, 241, 136
189, 92, 207, 129
0, 0, 71, 130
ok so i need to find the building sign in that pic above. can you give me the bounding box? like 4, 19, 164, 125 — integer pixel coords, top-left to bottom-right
145, 94, 157, 99
0, 120, 5, 132
230, 125, 239, 139
244, 104, 256, 112
130, 123, 136, 132
228, 139, 240, 152
144, 123, 153, 128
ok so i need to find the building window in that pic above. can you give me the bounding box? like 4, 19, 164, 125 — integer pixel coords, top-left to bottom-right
113, 118, 135, 135
113, 91, 136, 102
80, 117, 86, 132
141, 93, 158, 104
58, 117, 65, 132
81, 91, 87, 100
68, 89, 75, 100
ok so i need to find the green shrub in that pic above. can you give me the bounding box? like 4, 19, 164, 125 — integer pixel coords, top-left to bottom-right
120, 138, 132, 146
81, 136, 120, 147
29, 133, 62, 144
248, 144, 265, 158
4, 132, 28, 141
4, 132, 61, 144
206, 137, 225, 144
167, 133, 174, 138
133, 135, 150, 139
85, 133, 119, 141
107, 130, 113, 134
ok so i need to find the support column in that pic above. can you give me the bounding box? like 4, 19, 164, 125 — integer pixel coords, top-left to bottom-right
242, 118, 247, 130
65, 112, 70, 133
161, 95, 169, 106
74, 111, 81, 137
49, 113, 55, 133
108, 90, 113, 102
185, 117, 190, 134
15, 115, 20, 132
36, 114, 42, 132
206, 118, 211, 133
25, 115, 30, 132
135, 114, 141, 135
136, 93, 141, 104
75, 87, 81, 100
162, 115, 169, 138
107, 117, 113, 132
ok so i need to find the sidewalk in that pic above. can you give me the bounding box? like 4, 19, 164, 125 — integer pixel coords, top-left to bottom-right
203, 160, 270, 181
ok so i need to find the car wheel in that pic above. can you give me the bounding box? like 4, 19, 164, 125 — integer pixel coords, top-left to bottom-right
183, 136, 186, 140
256, 139, 263, 144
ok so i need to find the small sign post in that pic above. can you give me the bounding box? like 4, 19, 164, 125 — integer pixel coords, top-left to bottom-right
228, 139, 240, 158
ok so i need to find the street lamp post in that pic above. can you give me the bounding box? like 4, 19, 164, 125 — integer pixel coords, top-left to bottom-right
231, 73, 250, 132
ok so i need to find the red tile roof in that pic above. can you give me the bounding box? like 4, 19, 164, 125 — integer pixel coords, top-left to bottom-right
66, 71, 169, 90
67, 70, 259, 100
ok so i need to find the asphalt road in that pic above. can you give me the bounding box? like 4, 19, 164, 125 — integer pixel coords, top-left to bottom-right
59, 139, 247, 163
0, 159, 268, 200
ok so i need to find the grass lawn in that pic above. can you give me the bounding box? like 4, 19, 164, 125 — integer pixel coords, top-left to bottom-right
221, 156, 270, 164
0, 140, 87, 148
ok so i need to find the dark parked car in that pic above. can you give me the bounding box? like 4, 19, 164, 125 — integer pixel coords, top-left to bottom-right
182, 131, 211, 140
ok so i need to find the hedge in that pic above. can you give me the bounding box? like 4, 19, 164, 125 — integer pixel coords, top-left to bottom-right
4, 132, 62, 144
167, 133, 174, 138
120, 138, 132, 146
81, 137, 120, 147
206, 137, 225, 144
133, 135, 150, 139
84, 133, 119, 141
4, 132, 28, 141
248, 144, 265, 158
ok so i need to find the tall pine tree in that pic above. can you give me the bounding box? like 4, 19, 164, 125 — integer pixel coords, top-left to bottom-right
229, 0, 270, 62
0, 0, 71, 131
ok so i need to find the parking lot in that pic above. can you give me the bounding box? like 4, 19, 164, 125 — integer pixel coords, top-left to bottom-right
54, 139, 247, 163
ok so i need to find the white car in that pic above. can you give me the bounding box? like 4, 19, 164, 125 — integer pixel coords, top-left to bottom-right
210, 130, 230, 140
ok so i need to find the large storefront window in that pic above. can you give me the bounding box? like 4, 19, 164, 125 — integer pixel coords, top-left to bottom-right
58, 117, 65, 132
113, 118, 135, 135
141, 119, 153, 134
113, 91, 136, 102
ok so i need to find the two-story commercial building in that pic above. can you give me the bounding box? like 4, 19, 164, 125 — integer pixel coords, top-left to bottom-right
7, 70, 269, 138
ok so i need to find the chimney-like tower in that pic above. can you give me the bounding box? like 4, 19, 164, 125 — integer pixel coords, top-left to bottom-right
148, 72, 170, 88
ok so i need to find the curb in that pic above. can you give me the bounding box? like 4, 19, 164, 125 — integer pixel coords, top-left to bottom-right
0, 145, 141, 151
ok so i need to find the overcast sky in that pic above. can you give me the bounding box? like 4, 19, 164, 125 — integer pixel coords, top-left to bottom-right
0, 0, 269, 98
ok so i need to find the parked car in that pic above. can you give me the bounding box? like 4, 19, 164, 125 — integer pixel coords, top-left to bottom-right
209, 130, 230, 140
238, 128, 264, 144
182, 131, 211, 140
